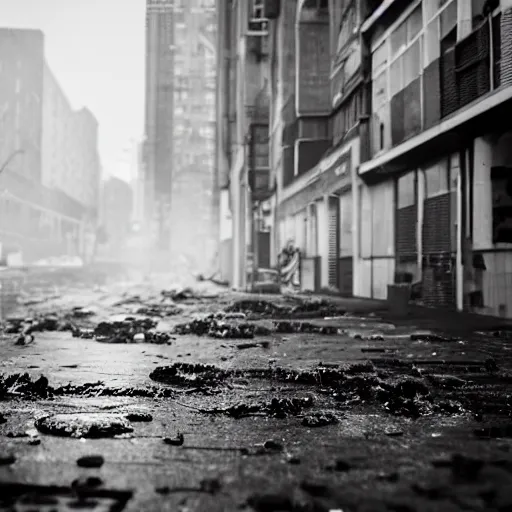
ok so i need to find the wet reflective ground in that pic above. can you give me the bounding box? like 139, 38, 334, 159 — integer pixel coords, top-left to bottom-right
1, 275, 512, 511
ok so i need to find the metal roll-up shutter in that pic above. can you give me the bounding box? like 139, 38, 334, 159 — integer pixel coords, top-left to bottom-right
328, 196, 339, 288
422, 192, 456, 309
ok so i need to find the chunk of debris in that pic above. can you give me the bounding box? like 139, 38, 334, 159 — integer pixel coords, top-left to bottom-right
199, 478, 222, 494
15, 334, 35, 346
0, 453, 16, 466
302, 411, 339, 427
164, 433, 184, 446
0, 373, 50, 399
263, 440, 284, 452
35, 413, 134, 438
410, 333, 459, 342
125, 411, 153, 422
77, 455, 105, 468
274, 321, 339, 335
72, 476, 104, 489
150, 363, 230, 388
237, 341, 270, 350
173, 315, 258, 339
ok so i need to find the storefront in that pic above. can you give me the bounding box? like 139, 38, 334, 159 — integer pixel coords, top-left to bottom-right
276, 141, 356, 293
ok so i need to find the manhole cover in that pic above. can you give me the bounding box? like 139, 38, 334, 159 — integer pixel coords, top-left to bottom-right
0, 482, 132, 512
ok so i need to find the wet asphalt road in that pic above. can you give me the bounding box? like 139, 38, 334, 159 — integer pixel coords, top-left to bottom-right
1, 272, 512, 511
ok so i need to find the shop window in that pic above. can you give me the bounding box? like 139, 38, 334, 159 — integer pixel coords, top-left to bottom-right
397, 171, 416, 208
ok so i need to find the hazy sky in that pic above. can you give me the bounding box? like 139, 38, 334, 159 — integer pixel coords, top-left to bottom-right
0, 0, 146, 181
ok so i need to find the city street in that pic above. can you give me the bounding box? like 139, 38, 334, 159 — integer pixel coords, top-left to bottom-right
1, 271, 512, 511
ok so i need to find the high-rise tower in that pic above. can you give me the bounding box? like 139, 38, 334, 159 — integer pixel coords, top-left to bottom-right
144, 0, 217, 265
144, 0, 175, 248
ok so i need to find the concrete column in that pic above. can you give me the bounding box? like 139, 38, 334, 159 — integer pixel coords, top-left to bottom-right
457, 0, 473, 41
352, 176, 361, 297
456, 168, 464, 310
417, 170, 424, 280
231, 181, 241, 289
473, 136, 493, 250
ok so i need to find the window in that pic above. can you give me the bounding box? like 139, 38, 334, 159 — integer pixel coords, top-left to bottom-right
337, 3, 357, 53
372, 42, 388, 75
403, 39, 421, 87
397, 172, 416, 208
440, 0, 457, 40
391, 20, 407, 56
424, 160, 449, 198
372, 70, 387, 108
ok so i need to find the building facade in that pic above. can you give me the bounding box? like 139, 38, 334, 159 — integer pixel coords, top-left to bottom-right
218, 0, 512, 319
358, 0, 512, 319
0, 28, 101, 264
144, 0, 217, 268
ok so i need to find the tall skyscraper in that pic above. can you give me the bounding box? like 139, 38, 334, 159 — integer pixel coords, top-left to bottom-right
144, 0, 217, 265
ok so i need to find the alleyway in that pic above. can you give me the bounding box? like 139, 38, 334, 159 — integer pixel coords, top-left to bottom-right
1, 271, 512, 511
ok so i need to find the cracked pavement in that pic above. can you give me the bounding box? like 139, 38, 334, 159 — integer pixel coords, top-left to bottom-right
1, 268, 512, 511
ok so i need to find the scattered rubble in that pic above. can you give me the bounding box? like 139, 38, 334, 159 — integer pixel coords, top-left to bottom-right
302, 411, 339, 427
224, 299, 286, 317
125, 411, 153, 422
274, 321, 340, 335
34, 413, 134, 438
172, 315, 265, 339
136, 304, 182, 317
210, 396, 315, 419
72, 317, 172, 344
0, 373, 50, 399
161, 287, 195, 301
69, 307, 94, 318
237, 341, 270, 350
150, 363, 231, 389
163, 433, 184, 446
